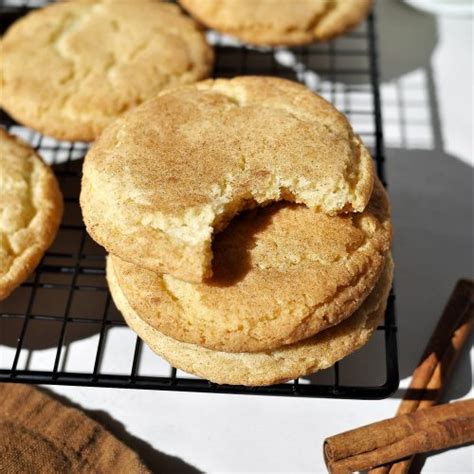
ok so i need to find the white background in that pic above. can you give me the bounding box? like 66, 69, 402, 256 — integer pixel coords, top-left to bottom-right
3, 0, 474, 472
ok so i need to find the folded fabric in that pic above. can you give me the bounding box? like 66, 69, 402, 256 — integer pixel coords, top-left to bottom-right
0, 383, 149, 473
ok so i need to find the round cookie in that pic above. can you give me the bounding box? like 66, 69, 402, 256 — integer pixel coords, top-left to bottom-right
110, 178, 391, 353
0, 129, 63, 300
0, 0, 213, 141
108, 254, 393, 386
179, 0, 373, 46
81, 76, 375, 282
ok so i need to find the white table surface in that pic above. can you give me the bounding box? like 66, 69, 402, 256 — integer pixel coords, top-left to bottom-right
33, 1, 473, 472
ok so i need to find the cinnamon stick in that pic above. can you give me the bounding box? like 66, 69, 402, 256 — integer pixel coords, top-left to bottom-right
370, 279, 474, 474
399, 280, 473, 414
324, 399, 474, 474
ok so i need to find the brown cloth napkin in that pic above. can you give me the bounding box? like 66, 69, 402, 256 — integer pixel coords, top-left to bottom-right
0, 383, 150, 473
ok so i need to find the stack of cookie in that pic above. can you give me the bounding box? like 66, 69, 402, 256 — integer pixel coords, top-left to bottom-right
80, 76, 393, 386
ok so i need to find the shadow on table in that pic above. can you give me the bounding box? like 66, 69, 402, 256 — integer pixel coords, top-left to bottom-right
376, 0, 438, 83
38, 387, 202, 474
387, 144, 473, 394
306, 2, 472, 399
382, 3, 472, 394
305, 98, 473, 398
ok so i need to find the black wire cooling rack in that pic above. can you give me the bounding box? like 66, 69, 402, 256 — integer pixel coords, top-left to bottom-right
0, 2, 398, 399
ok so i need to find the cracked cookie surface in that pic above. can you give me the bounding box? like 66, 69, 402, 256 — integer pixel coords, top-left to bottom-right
0, 129, 63, 300
179, 0, 373, 46
109, 178, 391, 353
0, 0, 213, 141
81, 76, 375, 282
108, 252, 393, 386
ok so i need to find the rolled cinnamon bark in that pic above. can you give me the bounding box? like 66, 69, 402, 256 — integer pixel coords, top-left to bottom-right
399, 280, 473, 415
370, 279, 474, 474
324, 399, 474, 474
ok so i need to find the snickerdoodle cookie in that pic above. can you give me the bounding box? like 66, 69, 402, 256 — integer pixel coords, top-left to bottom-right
179, 0, 373, 46
0, 0, 213, 141
81, 76, 375, 282
108, 253, 393, 386
109, 178, 390, 353
0, 129, 63, 300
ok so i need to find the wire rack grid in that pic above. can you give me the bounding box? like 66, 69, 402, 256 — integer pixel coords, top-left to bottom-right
0, 1, 398, 398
